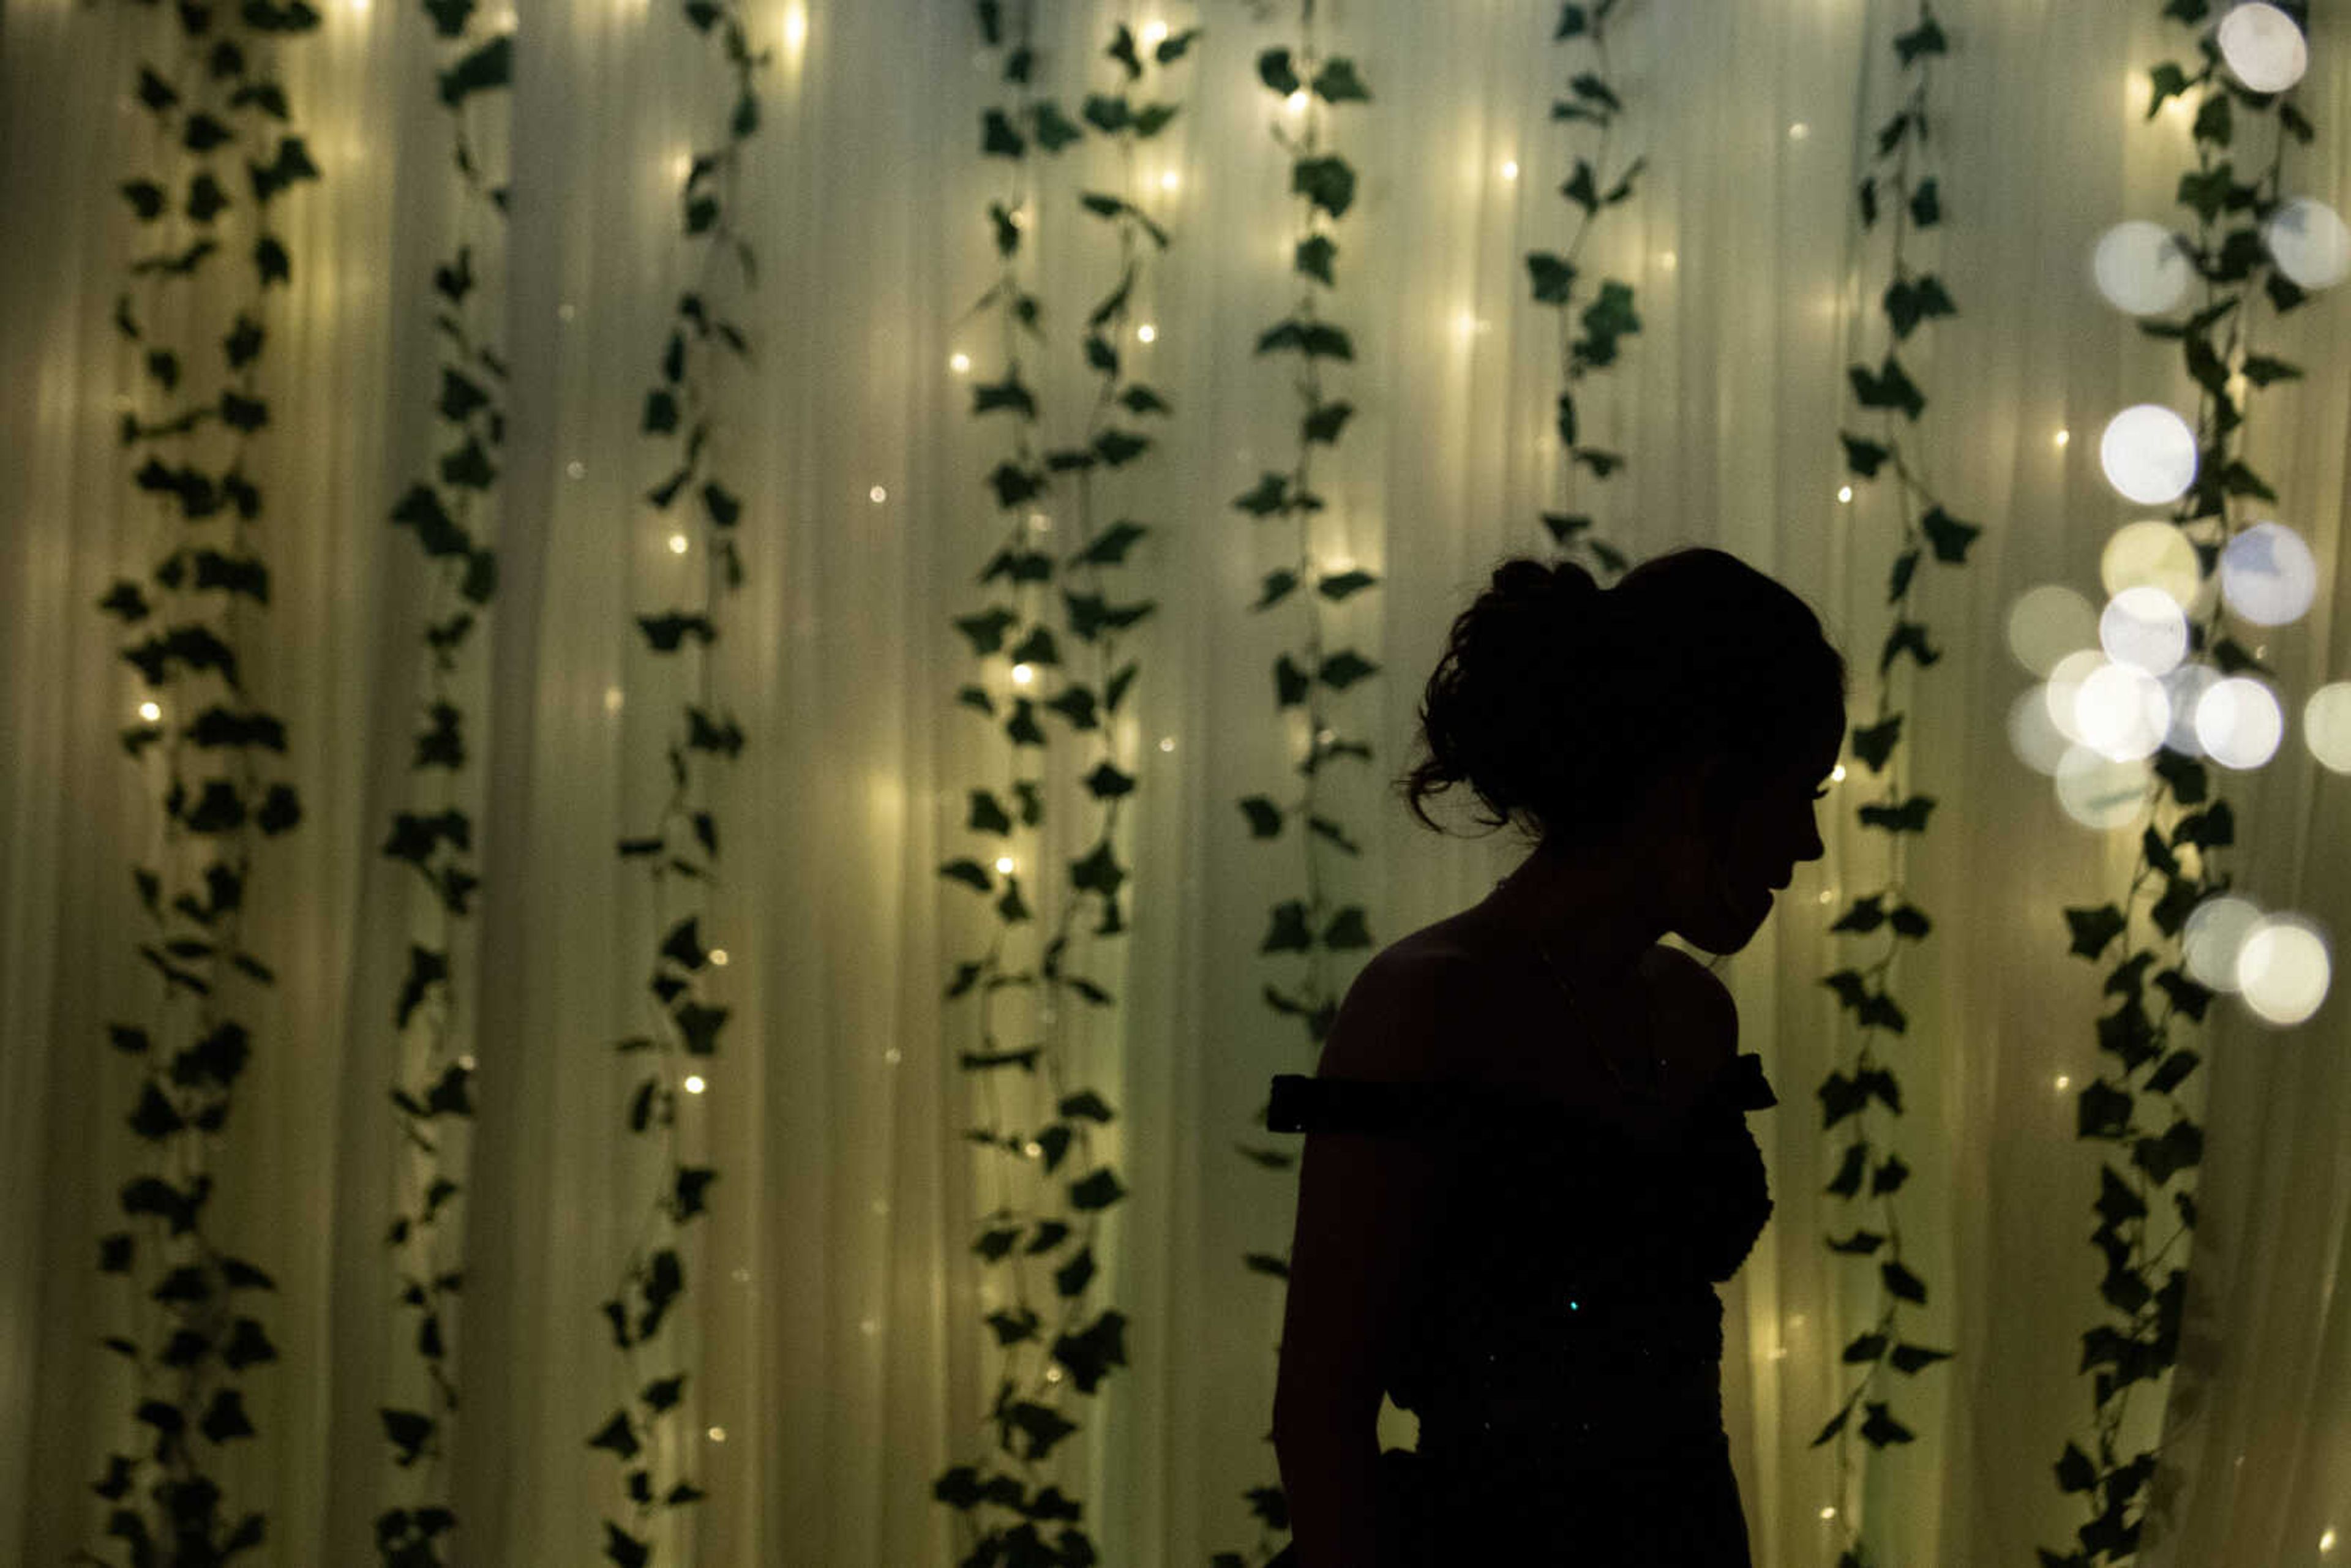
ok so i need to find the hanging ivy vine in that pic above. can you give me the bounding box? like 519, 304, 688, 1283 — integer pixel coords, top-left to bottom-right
931, 3, 1195, 1561
1807, 4, 1969, 1558
1214, 2, 1378, 1564
1526, 0, 1644, 577
83, 3, 323, 1564
2040, 4, 2313, 1563
371, 5, 513, 1564
585, 4, 767, 1564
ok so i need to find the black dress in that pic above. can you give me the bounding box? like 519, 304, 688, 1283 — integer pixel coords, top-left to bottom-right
1265, 1051, 1780, 1566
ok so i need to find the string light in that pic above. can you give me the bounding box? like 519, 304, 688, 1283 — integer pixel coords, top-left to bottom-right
1023, 1141, 1043, 1158
566, 460, 585, 479
557, 302, 577, 323
1659, 250, 1677, 271
707, 1427, 726, 1442
883, 1048, 902, 1065
1284, 89, 1308, 114
1158, 737, 1175, 752
949, 352, 971, 375
1011, 663, 1033, 685
782, 2, 808, 53
995, 856, 1015, 874
1136, 323, 1157, 343
1500, 158, 1520, 180
1787, 122, 1810, 141
458, 1054, 476, 1071
667, 533, 689, 554
1141, 18, 1169, 48
1836, 485, 1853, 504
869, 485, 887, 503
604, 686, 624, 715
2053, 428, 2070, 448
2054, 1075, 2071, 1090
1160, 170, 1180, 192
137, 700, 161, 722
1829, 763, 1846, 783
709, 948, 729, 966
1045, 1365, 1064, 1382
683, 1075, 707, 1094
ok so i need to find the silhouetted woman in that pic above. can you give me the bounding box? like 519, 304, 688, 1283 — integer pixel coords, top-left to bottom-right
1265, 547, 1847, 1566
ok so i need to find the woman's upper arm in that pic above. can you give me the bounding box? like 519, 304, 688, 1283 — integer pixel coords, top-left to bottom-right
1272, 949, 1455, 1436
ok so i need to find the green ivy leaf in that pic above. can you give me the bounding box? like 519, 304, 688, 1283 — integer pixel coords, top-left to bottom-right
1919, 505, 1981, 563
1292, 156, 1356, 220
1256, 48, 1300, 96
1313, 57, 1370, 103
1892, 14, 1948, 66
1294, 233, 1337, 286
1527, 251, 1577, 305
980, 108, 1024, 158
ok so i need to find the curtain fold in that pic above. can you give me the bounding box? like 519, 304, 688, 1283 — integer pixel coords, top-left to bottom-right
2, 1, 2347, 1564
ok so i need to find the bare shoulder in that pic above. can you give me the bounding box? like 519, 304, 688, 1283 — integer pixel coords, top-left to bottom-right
1316, 932, 1477, 1085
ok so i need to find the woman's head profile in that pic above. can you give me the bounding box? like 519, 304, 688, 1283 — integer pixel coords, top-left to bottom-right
1394, 546, 1849, 853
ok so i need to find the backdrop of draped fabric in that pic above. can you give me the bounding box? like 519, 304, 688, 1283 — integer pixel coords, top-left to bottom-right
2, 0, 2348, 1564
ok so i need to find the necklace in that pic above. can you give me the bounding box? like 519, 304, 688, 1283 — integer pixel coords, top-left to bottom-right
1496, 870, 1668, 1103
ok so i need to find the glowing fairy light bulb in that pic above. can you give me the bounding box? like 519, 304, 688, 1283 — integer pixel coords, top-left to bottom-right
709, 948, 729, 966
1500, 158, 1520, 180
2054, 428, 2070, 448
683, 1075, 707, 1094
1285, 89, 1308, 114
1836, 486, 1853, 504
1160, 170, 1180, 191
869, 485, 887, 504
995, 856, 1015, 874
137, 700, 161, 722
782, 2, 808, 52
1141, 18, 1168, 47
1011, 664, 1033, 685
1136, 323, 1157, 343
668, 533, 689, 554
949, 352, 971, 374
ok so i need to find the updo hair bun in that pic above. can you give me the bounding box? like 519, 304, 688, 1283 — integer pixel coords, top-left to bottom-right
1393, 546, 1847, 843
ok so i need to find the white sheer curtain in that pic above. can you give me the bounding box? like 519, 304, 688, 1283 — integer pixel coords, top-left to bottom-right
2, 0, 2348, 1564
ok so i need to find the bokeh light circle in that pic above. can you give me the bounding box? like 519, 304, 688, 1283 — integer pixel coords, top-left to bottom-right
2237, 914, 2331, 1027
2101, 519, 2204, 609
2218, 3, 2309, 92
2162, 663, 2219, 756
2091, 220, 2192, 315
2100, 586, 2189, 675
2045, 650, 2109, 745
2009, 585, 2100, 676
2219, 520, 2317, 626
2077, 662, 2172, 760
2184, 895, 2263, 992
2008, 686, 2071, 776
2100, 405, 2199, 505
2195, 676, 2284, 769
2305, 683, 2351, 773
2262, 198, 2351, 290
2055, 745, 2153, 830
